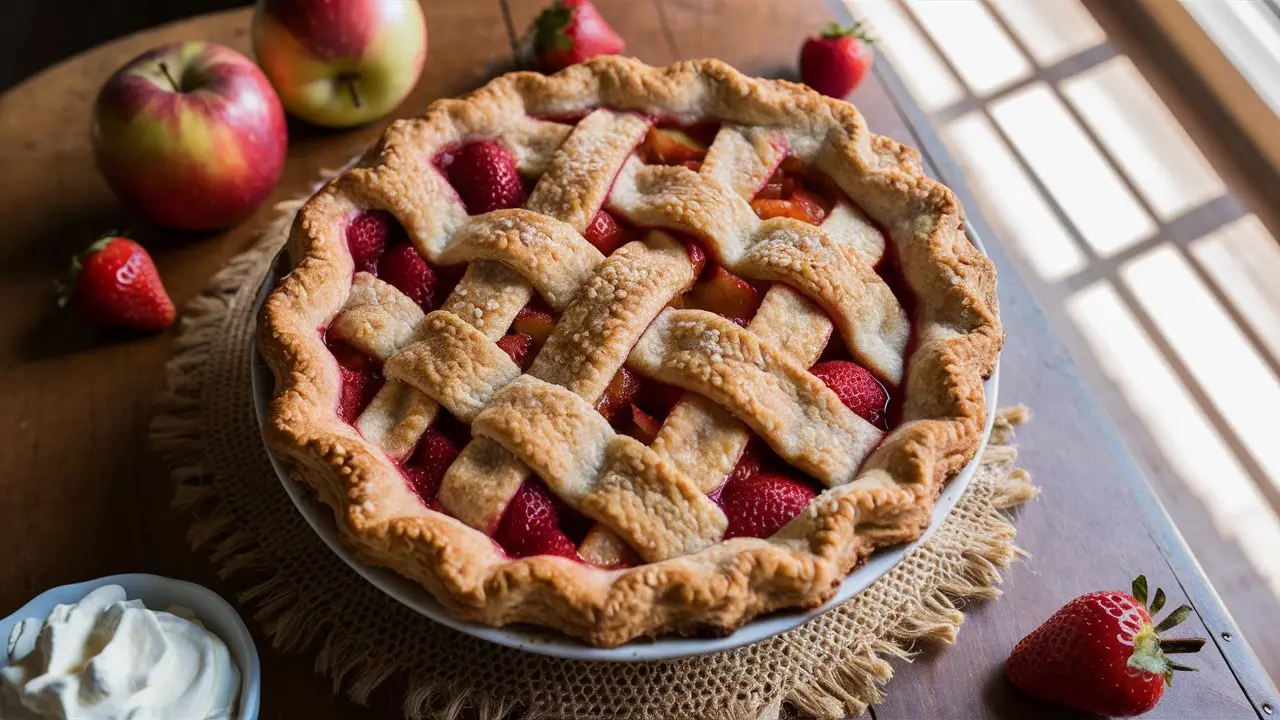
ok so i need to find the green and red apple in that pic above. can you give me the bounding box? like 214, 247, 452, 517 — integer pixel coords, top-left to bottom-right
253, 0, 428, 128
91, 42, 288, 231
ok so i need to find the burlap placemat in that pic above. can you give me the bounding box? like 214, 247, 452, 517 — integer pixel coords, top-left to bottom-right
150, 198, 1037, 720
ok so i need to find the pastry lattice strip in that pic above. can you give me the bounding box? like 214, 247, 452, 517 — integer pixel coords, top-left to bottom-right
328, 108, 902, 562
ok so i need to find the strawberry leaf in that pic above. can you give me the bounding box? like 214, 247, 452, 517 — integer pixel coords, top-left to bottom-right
1155, 604, 1193, 632
57, 234, 120, 308
1150, 587, 1166, 615
1132, 575, 1148, 606
534, 1, 575, 53
818, 20, 875, 44
1164, 660, 1199, 686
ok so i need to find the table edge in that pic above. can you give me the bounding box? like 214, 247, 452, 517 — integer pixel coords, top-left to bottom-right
822, 0, 1279, 712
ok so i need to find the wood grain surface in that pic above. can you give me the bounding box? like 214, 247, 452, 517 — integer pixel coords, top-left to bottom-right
0, 1, 1274, 718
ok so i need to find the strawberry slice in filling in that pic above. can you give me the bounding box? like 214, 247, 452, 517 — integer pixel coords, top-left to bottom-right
325, 335, 384, 424
711, 440, 821, 539
494, 479, 581, 560
435, 140, 527, 215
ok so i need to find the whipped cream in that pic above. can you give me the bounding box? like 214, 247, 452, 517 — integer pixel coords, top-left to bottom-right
0, 585, 240, 719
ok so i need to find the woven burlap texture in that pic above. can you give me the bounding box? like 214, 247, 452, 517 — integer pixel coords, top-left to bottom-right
150, 198, 1037, 720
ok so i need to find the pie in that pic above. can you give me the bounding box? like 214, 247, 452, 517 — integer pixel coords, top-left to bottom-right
258, 57, 1001, 647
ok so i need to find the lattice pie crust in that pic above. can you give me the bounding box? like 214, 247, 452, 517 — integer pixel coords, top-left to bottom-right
258, 57, 1001, 646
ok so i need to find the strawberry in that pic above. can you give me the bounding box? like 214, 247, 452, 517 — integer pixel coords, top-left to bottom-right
717, 469, 818, 539
532, 0, 625, 72
799, 22, 875, 99
1006, 576, 1204, 717
584, 209, 628, 255
494, 480, 579, 559
443, 140, 526, 215
708, 440, 766, 503
326, 337, 384, 424
403, 425, 461, 510
809, 360, 888, 428
727, 442, 765, 485
378, 243, 438, 311
346, 210, 395, 273
496, 333, 535, 370
58, 236, 175, 333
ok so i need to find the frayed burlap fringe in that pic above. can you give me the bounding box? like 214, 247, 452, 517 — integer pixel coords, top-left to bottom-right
150, 196, 1037, 720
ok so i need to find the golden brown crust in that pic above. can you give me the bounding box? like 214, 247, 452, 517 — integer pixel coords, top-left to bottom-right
257, 57, 1002, 647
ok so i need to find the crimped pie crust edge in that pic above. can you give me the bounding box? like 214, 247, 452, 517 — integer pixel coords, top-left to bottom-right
257, 57, 1002, 647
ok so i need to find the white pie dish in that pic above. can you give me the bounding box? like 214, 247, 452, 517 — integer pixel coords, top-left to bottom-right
250, 222, 999, 662
0, 573, 261, 720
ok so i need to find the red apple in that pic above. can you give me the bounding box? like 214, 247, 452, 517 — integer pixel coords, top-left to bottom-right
91, 42, 288, 231
253, 0, 427, 128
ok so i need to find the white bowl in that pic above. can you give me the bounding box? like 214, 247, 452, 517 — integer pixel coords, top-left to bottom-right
0, 574, 261, 720
251, 229, 999, 662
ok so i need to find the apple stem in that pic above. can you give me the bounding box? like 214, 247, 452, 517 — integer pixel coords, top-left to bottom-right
158, 62, 181, 93
339, 73, 362, 109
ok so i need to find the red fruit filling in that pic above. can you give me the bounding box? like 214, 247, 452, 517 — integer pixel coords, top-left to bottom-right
626, 406, 663, 444
639, 125, 713, 167
683, 240, 708, 281
378, 243, 439, 311
496, 332, 535, 370
595, 366, 641, 423
494, 480, 580, 559
584, 209, 635, 256
749, 158, 834, 226
326, 336, 383, 424
718, 467, 819, 539
707, 440, 765, 504
683, 265, 763, 325
809, 360, 889, 429
327, 137, 924, 564
512, 305, 557, 350
532, 111, 589, 125
346, 210, 400, 273
438, 140, 527, 215
401, 424, 462, 511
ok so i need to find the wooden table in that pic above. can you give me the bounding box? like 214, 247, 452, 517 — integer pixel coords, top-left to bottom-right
1, 2, 1276, 718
